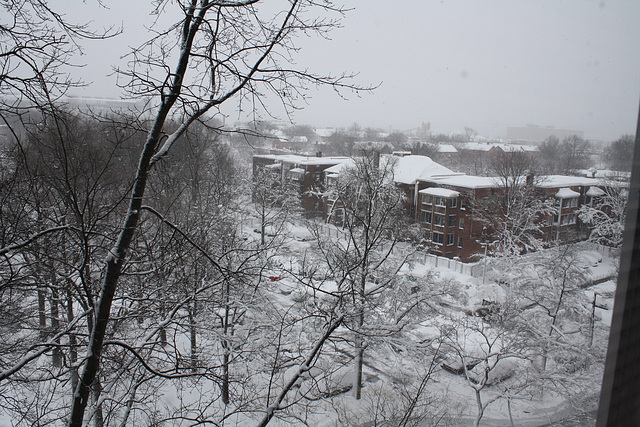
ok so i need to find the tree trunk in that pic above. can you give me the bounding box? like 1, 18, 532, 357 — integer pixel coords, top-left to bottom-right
189, 301, 197, 372
353, 272, 366, 399
50, 283, 61, 368
92, 378, 104, 427
68, 108, 172, 426
473, 388, 484, 427
261, 207, 266, 246
67, 288, 78, 391
256, 316, 343, 427
221, 279, 231, 404
353, 331, 364, 399
222, 350, 230, 405
157, 277, 167, 346
38, 286, 47, 341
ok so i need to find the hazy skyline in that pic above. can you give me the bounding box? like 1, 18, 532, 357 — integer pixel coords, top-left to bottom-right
60, 1, 640, 141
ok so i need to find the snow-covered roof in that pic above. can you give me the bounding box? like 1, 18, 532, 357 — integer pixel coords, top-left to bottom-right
459, 142, 538, 152
253, 154, 350, 167
393, 155, 455, 185
273, 130, 287, 140
419, 188, 461, 198
314, 128, 335, 138
503, 144, 538, 152
539, 175, 600, 188
323, 158, 355, 175
265, 163, 281, 170
437, 144, 458, 153
459, 142, 496, 152
555, 188, 580, 198
578, 169, 632, 181
424, 175, 501, 189
586, 187, 606, 197
288, 167, 305, 174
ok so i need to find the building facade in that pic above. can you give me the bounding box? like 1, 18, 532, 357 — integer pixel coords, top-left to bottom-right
252, 154, 350, 214
411, 174, 603, 261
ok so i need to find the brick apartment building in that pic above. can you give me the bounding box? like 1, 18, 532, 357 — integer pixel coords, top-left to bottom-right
252, 154, 350, 214
253, 153, 605, 262
410, 174, 602, 261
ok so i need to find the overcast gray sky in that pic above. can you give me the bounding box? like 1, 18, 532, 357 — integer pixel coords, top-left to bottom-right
63, 0, 640, 141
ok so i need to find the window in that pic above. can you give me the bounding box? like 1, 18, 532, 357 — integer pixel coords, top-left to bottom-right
448, 215, 456, 227
560, 214, 577, 226
432, 232, 444, 245
433, 214, 445, 226
459, 217, 465, 229
561, 197, 578, 208
447, 233, 455, 246
333, 208, 344, 224
460, 199, 467, 210
421, 194, 433, 204
450, 198, 457, 208
434, 197, 446, 207
288, 169, 305, 181
420, 210, 432, 224
457, 237, 463, 248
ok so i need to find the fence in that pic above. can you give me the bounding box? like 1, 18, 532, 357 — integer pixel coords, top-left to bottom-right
248, 217, 481, 276
315, 223, 346, 239
579, 241, 620, 259
415, 252, 477, 276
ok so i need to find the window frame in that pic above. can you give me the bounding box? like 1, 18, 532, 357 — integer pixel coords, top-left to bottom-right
432, 231, 444, 245
420, 210, 432, 224
447, 233, 455, 246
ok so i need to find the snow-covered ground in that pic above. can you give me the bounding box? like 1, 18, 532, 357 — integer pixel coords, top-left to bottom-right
253, 220, 615, 426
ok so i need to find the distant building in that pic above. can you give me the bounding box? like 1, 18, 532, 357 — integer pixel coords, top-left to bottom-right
507, 126, 583, 142
61, 96, 145, 116
436, 144, 460, 167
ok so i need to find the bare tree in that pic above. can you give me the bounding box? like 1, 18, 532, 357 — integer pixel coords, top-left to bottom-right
603, 135, 634, 172
560, 135, 591, 174
578, 181, 627, 248
410, 141, 439, 160
0, 109, 142, 425
252, 166, 300, 246
62, 2, 365, 425
0, 0, 116, 116
539, 135, 591, 175
476, 150, 555, 257
0, 1, 365, 425
316, 152, 407, 399
502, 245, 594, 376
538, 136, 561, 174
441, 312, 531, 427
